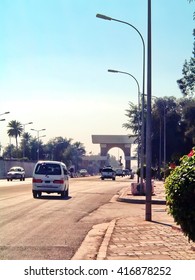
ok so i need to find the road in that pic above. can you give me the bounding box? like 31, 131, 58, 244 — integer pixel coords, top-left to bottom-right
0, 176, 141, 260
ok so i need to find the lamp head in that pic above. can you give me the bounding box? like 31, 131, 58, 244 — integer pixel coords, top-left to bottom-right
96, 14, 112, 21
108, 69, 118, 73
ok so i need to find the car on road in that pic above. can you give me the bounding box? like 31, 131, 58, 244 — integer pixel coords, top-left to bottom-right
32, 160, 69, 198
115, 168, 124, 177
6, 166, 25, 181
123, 168, 135, 179
101, 167, 116, 180
79, 169, 88, 177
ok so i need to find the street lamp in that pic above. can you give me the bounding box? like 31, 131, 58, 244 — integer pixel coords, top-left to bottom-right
0, 112, 10, 122
23, 122, 33, 132
0, 112, 10, 116
96, 13, 146, 191
97, 4, 152, 221
145, 0, 152, 221
31, 128, 46, 160
108, 69, 141, 179
22, 122, 33, 158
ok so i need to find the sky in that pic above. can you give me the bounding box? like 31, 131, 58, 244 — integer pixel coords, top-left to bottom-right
0, 0, 194, 161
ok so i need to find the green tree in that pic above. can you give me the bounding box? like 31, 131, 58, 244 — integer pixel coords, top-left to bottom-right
28, 137, 46, 161
123, 101, 145, 159
2, 144, 16, 159
63, 141, 86, 171
46, 137, 72, 161
20, 132, 32, 159
180, 98, 195, 144
7, 120, 23, 152
188, 0, 195, 19
124, 97, 195, 169
123, 101, 140, 134
177, 1, 195, 96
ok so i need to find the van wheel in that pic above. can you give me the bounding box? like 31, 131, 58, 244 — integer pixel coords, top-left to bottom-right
33, 191, 41, 198
61, 188, 68, 198
61, 190, 66, 198
37, 192, 42, 198
65, 187, 69, 197
33, 191, 38, 198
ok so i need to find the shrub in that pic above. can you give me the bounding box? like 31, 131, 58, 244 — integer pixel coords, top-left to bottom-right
165, 147, 195, 242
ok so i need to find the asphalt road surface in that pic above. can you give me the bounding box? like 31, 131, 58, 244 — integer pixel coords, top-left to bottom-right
0, 175, 139, 260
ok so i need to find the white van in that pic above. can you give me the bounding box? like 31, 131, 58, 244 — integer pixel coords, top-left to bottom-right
32, 161, 69, 198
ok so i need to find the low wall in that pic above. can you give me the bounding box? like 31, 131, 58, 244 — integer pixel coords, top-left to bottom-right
0, 159, 36, 179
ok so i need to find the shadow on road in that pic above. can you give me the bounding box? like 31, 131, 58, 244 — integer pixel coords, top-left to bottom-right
37, 195, 72, 201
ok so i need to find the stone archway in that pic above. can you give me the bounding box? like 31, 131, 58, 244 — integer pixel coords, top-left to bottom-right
92, 135, 137, 169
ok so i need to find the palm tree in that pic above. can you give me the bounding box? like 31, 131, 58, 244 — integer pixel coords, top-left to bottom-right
21, 132, 32, 158
7, 120, 23, 151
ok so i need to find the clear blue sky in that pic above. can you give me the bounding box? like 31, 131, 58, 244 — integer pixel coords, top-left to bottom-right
0, 0, 194, 158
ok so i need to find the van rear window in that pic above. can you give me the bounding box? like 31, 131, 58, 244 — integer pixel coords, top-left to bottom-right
35, 163, 62, 175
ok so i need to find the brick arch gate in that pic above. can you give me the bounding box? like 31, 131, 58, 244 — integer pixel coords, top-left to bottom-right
92, 135, 137, 169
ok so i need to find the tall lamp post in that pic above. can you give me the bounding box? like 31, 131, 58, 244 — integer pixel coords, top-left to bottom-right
145, 0, 152, 221
22, 122, 33, 158
108, 69, 141, 179
96, 13, 146, 190
31, 128, 46, 160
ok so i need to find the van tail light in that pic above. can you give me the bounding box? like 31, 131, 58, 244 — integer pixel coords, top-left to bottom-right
53, 179, 64, 184
33, 178, 43, 183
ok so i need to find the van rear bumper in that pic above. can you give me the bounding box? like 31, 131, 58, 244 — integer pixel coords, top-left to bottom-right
32, 184, 65, 192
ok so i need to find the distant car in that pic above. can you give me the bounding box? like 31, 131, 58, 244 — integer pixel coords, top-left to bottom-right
115, 169, 124, 177
101, 167, 116, 180
79, 169, 88, 177
123, 169, 131, 176
129, 169, 135, 179
6, 166, 25, 181
122, 168, 135, 179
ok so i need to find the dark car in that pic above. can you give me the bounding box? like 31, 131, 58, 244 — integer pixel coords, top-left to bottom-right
101, 167, 116, 180
6, 166, 25, 181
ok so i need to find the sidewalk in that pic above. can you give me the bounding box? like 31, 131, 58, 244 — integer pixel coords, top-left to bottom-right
72, 180, 195, 260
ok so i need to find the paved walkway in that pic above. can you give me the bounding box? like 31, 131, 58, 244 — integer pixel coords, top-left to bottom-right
72, 180, 195, 260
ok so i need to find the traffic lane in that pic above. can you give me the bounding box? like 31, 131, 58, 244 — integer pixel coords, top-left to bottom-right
0, 176, 131, 260
0, 178, 32, 188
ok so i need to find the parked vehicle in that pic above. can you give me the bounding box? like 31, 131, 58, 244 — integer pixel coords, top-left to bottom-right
32, 161, 69, 198
123, 169, 131, 176
101, 167, 116, 180
123, 168, 135, 179
115, 169, 124, 177
79, 169, 88, 177
6, 166, 25, 181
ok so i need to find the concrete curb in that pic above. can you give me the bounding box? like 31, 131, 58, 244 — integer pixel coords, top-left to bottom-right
117, 196, 166, 205
117, 187, 166, 205
96, 219, 117, 260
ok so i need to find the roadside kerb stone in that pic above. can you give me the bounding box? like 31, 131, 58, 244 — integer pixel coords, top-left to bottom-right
96, 219, 116, 260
